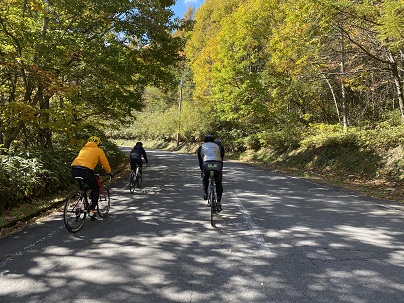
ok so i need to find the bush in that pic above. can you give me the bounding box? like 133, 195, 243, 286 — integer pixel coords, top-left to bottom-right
357, 123, 404, 150
300, 123, 404, 152
257, 129, 302, 151
0, 148, 76, 211
0, 137, 126, 212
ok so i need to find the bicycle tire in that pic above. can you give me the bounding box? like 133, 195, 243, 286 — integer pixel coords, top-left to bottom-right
129, 172, 135, 193
64, 192, 86, 233
97, 185, 110, 218
209, 182, 215, 226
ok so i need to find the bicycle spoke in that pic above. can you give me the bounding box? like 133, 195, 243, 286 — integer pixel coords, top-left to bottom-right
129, 172, 135, 193
97, 185, 110, 218
64, 192, 86, 233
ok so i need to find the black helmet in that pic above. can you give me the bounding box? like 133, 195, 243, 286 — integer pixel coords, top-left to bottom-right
203, 134, 214, 142
135, 141, 143, 147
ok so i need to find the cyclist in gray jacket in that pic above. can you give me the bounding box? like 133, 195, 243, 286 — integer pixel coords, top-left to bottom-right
197, 134, 224, 211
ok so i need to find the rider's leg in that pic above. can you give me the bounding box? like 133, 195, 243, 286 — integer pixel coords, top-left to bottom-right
215, 170, 223, 202
130, 159, 136, 171
87, 174, 99, 219
72, 167, 99, 219
202, 167, 209, 200
137, 159, 143, 175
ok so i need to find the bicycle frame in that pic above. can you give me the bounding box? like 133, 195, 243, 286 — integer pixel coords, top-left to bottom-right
76, 174, 106, 205
208, 170, 217, 226
75, 177, 90, 210
129, 162, 143, 193
64, 174, 111, 233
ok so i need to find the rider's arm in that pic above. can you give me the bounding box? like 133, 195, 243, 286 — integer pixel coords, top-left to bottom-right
197, 146, 203, 170
142, 149, 148, 164
99, 149, 112, 174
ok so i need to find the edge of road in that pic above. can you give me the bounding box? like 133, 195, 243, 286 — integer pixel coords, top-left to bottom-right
0, 162, 128, 238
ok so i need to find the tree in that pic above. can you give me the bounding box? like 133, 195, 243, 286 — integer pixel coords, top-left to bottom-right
0, 0, 182, 150
183, 0, 404, 149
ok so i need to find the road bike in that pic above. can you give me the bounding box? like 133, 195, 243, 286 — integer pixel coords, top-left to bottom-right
63, 174, 111, 233
208, 170, 220, 226
129, 162, 144, 193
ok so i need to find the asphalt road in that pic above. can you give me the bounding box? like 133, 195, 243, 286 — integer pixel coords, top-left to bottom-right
1, 149, 404, 303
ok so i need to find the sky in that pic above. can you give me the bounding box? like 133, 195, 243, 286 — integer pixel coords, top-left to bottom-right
171, 0, 204, 19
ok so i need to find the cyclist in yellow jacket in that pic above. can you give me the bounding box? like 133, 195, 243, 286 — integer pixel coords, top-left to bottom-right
71, 136, 113, 221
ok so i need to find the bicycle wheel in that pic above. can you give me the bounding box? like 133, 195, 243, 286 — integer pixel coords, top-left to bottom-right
97, 184, 110, 218
209, 183, 216, 226
64, 192, 86, 233
129, 171, 135, 193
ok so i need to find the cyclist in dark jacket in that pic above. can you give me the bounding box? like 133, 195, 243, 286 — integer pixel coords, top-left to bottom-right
197, 134, 224, 211
214, 138, 225, 161
130, 142, 148, 175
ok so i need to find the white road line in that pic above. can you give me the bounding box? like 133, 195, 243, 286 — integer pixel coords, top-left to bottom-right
0, 225, 65, 269
230, 192, 272, 255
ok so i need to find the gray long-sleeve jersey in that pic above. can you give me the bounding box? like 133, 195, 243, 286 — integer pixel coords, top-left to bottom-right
198, 142, 223, 170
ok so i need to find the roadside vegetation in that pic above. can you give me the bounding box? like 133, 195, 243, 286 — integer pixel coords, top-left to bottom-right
0, 132, 127, 231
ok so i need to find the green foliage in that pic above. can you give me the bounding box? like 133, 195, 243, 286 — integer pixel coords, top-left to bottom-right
300, 124, 353, 149
182, 0, 404, 152
357, 123, 404, 150
0, 0, 182, 149
257, 129, 303, 151
301, 122, 404, 152
0, 130, 125, 212
114, 100, 209, 143
0, 148, 76, 211
376, 0, 404, 51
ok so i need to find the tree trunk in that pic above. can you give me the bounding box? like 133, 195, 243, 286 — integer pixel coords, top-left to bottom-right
386, 51, 404, 123
36, 14, 53, 149
339, 28, 348, 133
37, 84, 53, 149
324, 76, 342, 127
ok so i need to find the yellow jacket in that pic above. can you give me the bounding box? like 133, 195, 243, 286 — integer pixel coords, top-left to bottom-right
71, 142, 112, 173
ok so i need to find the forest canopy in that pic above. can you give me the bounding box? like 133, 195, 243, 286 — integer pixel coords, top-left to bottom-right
185, 0, 404, 138
0, 0, 183, 150
1, 0, 404, 152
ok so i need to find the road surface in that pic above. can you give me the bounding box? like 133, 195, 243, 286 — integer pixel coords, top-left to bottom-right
1, 149, 404, 302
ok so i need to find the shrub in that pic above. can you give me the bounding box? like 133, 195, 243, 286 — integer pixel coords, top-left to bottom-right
0, 137, 126, 212
0, 147, 78, 211
257, 129, 302, 151
356, 123, 404, 150
300, 124, 357, 149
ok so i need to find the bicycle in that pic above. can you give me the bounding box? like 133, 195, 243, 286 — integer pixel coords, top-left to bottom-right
208, 170, 220, 226
129, 162, 144, 193
63, 174, 111, 233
